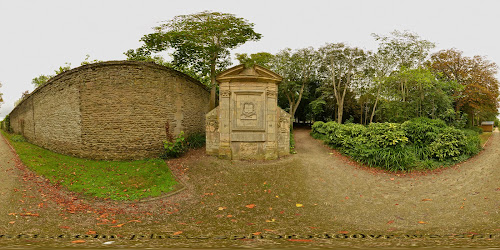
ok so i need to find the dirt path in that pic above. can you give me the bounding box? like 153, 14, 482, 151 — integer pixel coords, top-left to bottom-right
0, 129, 499, 248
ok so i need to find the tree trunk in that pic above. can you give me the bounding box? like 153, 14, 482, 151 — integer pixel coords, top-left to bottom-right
209, 59, 217, 110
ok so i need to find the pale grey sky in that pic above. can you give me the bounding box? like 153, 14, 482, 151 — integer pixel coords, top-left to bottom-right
1, 0, 499, 119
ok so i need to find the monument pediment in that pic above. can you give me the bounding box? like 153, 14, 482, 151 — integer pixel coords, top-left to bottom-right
216, 64, 282, 83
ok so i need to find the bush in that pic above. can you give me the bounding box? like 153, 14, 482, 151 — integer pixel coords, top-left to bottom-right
429, 127, 466, 161
470, 126, 483, 134
402, 117, 446, 146
185, 132, 205, 149
311, 118, 482, 172
11, 134, 26, 142
162, 131, 187, 159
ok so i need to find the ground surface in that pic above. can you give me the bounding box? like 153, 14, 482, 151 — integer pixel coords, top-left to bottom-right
0, 127, 499, 248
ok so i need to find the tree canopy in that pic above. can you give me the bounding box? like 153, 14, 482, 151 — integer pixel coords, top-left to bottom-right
129, 11, 262, 109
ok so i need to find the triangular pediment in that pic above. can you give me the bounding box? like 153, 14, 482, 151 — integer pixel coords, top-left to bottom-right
216, 64, 282, 83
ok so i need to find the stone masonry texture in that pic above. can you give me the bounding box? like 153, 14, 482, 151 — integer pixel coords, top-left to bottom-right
9, 61, 210, 160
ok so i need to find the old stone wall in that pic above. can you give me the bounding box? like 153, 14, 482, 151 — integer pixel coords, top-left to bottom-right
9, 61, 210, 160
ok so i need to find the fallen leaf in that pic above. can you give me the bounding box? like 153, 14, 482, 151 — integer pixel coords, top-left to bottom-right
265, 219, 276, 222
421, 199, 432, 201
252, 232, 262, 235
390, 178, 395, 181
296, 204, 303, 207
8, 221, 15, 224
110, 223, 125, 228
60, 226, 70, 229
227, 215, 233, 218
218, 207, 226, 211
173, 231, 183, 235
245, 204, 256, 209
387, 220, 394, 224
71, 240, 86, 244
418, 221, 427, 224
128, 220, 141, 223
338, 231, 349, 234
87, 230, 96, 235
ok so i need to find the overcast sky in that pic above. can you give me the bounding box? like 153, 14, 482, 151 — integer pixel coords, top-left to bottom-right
1, 0, 499, 120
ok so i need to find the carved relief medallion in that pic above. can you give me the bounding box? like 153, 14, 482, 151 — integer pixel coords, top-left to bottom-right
240, 102, 257, 120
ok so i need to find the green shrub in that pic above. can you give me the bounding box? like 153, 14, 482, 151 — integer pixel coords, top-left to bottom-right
185, 132, 205, 149
311, 117, 482, 172
402, 117, 446, 146
429, 127, 466, 161
1, 115, 11, 132
11, 134, 26, 142
470, 126, 483, 134
366, 122, 408, 148
162, 131, 187, 159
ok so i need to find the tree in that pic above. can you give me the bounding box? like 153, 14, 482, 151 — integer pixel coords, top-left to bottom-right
368, 30, 435, 123
430, 49, 499, 126
235, 52, 274, 68
31, 62, 71, 88
270, 47, 319, 122
137, 11, 262, 110
318, 43, 368, 124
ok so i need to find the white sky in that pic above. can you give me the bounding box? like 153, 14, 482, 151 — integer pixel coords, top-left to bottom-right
1, 0, 499, 120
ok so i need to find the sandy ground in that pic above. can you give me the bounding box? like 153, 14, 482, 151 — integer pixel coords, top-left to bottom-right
0, 128, 499, 248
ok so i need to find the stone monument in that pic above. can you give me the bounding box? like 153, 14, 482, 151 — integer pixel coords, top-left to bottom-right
206, 64, 291, 160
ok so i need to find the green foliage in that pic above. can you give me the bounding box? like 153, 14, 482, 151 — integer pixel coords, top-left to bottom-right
11, 134, 26, 142
1, 115, 10, 132
162, 131, 187, 159
311, 118, 481, 171
185, 132, 206, 149
470, 126, 483, 134
236, 52, 274, 68
290, 127, 296, 154
429, 127, 467, 161
401, 117, 447, 146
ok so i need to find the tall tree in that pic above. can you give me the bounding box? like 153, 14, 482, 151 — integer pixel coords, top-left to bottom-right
136, 11, 262, 110
0, 82, 3, 108
319, 43, 368, 124
270, 47, 319, 122
430, 49, 499, 125
369, 30, 435, 123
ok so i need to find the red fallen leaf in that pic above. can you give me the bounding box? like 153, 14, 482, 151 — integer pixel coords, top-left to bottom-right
245, 204, 256, 209
87, 230, 96, 235
60, 226, 70, 229
252, 232, 262, 235
345, 196, 349, 200
227, 215, 233, 218
387, 220, 394, 224
247, 223, 255, 225
38, 203, 44, 208
71, 240, 85, 243
418, 221, 427, 224
20, 213, 39, 217
128, 220, 141, 223
173, 231, 182, 235
421, 199, 432, 201
338, 231, 349, 234
110, 223, 125, 228
288, 239, 313, 242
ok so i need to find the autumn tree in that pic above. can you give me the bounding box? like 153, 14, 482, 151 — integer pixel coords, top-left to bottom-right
133, 11, 262, 110
430, 49, 499, 125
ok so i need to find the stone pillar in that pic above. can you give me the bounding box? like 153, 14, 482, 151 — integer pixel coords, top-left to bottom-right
205, 64, 290, 160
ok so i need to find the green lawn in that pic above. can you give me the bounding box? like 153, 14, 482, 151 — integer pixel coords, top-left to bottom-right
1, 130, 180, 201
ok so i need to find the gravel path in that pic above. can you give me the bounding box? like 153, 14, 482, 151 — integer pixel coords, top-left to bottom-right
0, 128, 499, 248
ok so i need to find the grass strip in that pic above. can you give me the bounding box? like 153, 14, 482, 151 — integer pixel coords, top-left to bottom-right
2, 130, 179, 201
